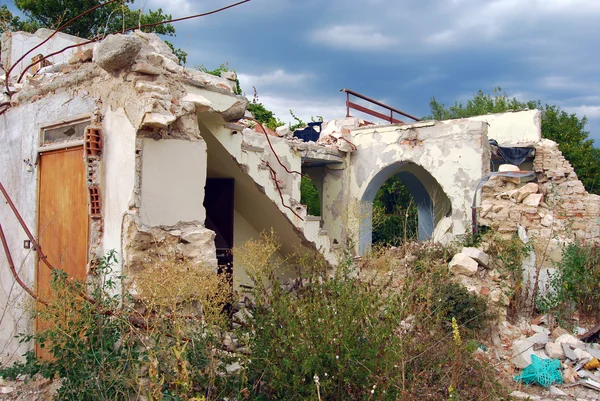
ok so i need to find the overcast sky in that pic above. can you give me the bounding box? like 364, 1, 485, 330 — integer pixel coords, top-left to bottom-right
4, 0, 600, 144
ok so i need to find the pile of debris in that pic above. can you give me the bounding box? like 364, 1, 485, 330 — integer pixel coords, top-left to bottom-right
0, 374, 62, 401
511, 324, 600, 387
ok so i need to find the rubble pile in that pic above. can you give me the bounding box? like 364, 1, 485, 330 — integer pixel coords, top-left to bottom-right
448, 246, 510, 312
506, 322, 600, 401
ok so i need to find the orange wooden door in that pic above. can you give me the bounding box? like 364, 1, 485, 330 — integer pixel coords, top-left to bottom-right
36, 146, 89, 358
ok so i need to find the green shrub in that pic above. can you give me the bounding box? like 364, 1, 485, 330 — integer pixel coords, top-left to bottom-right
233, 235, 506, 401
537, 243, 600, 324
433, 282, 491, 332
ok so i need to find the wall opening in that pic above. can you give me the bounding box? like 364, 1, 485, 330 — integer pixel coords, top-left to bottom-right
359, 161, 451, 255
301, 176, 321, 216
372, 176, 418, 247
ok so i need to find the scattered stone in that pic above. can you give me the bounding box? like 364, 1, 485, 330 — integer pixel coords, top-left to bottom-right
545, 342, 566, 359
93, 34, 143, 72
512, 337, 549, 369
276, 125, 292, 137
551, 327, 569, 340
555, 334, 582, 347
562, 343, 579, 361
448, 253, 479, 276
541, 214, 554, 227
515, 182, 539, 203
510, 390, 541, 400
461, 247, 490, 267
132, 62, 162, 76
0, 386, 15, 394
76, 48, 93, 62
574, 348, 593, 361
549, 386, 567, 397
523, 193, 543, 207
531, 324, 551, 336
480, 286, 490, 296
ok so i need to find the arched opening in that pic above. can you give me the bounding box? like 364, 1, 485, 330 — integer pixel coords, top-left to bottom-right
359, 162, 451, 255
372, 176, 418, 246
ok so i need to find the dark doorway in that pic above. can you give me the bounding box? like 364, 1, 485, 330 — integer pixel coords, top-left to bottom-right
204, 178, 234, 283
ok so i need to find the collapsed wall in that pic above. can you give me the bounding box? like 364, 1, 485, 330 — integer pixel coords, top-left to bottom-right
479, 139, 600, 264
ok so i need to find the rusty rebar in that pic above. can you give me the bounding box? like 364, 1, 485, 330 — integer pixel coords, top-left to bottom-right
0, 223, 48, 305
17, 0, 252, 83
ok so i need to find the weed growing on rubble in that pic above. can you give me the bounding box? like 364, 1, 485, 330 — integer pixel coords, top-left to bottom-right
537, 242, 600, 326
231, 234, 504, 401
0, 251, 233, 401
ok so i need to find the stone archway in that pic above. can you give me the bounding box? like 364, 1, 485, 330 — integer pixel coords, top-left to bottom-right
359, 161, 451, 255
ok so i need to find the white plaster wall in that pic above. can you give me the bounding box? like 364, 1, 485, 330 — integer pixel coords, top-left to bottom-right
2, 29, 93, 77
233, 210, 256, 289
101, 107, 136, 271
0, 92, 95, 364
466, 110, 541, 145
348, 120, 489, 254
139, 138, 207, 227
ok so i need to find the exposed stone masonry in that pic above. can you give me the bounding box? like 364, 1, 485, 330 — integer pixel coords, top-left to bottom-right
480, 139, 600, 265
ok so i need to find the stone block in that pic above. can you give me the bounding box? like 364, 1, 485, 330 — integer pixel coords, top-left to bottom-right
515, 182, 539, 203
448, 253, 479, 276
499, 164, 520, 172
461, 247, 490, 267
545, 342, 565, 359
523, 193, 543, 207
94, 34, 142, 72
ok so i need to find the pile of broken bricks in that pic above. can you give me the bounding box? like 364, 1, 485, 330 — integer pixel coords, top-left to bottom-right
511, 324, 600, 394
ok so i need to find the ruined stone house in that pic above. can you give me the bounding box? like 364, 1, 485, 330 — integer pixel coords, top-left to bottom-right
1, 29, 599, 363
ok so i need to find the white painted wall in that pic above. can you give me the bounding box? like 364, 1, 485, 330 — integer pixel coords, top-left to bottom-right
348, 120, 490, 254
0, 92, 95, 364
139, 138, 207, 227
101, 107, 136, 271
466, 110, 541, 145
1, 29, 93, 77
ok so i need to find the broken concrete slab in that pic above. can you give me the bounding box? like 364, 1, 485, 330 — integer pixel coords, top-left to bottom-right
461, 247, 490, 267
93, 34, 142, 72
181, 93, 213, 112
141, 112, 176, 129
448, 253, 479, 276
512, 337, 549, 369
563, 343, 579, 361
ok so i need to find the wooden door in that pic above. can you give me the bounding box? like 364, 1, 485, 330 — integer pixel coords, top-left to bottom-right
36, 146, 89, 358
